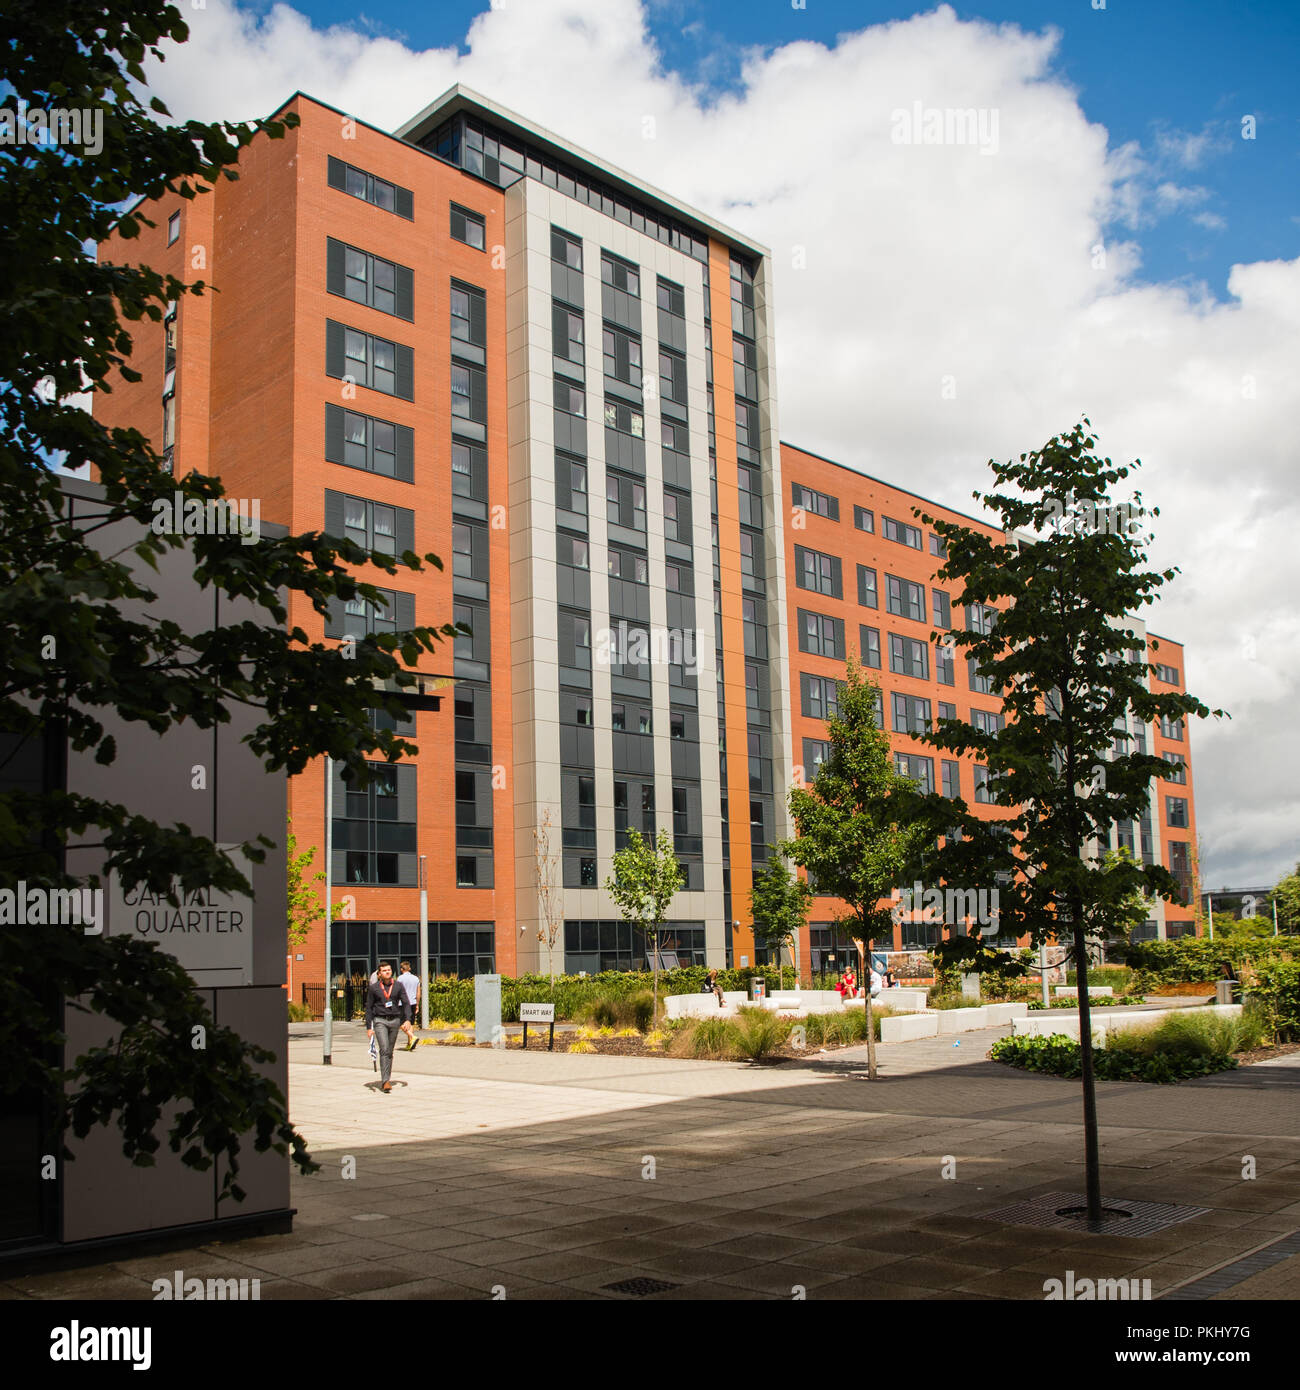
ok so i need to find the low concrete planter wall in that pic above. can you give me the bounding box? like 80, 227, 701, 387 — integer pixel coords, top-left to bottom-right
880, 1013, 940, 1043
937, 1006, 989, 1033
1011, 1002, 1243, 1044
985, 1002, 1029, 1025
1054, 986, 1113, 997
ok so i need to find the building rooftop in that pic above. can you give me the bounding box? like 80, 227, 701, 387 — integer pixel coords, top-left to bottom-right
396, 84, 770, 262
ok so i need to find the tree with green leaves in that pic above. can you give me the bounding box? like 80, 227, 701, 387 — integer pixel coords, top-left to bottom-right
605, 828, 684, 1017
286, 818, 342, 952
908, 418, 1226, 1221
1, 2, 458, 1199
787, 659, 929, 1079
750, 849, 812, 982
1269, 864, 1300, 934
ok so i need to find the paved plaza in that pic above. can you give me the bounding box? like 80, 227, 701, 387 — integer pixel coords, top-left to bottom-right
5, 1022, 1298, 1301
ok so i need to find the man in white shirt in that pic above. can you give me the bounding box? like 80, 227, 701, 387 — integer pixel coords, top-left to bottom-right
397, 961, 421, 1049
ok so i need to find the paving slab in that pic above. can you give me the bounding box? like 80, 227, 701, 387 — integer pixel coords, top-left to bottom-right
6, 1020, 1296, 1302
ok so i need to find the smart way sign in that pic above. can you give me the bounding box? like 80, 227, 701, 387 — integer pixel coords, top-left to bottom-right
106, 845, 255, 987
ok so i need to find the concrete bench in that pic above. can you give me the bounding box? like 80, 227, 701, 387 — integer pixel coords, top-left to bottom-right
664, 991, 747, 1019
880, 1013, 940, 1043
985, 1002, 1029, 1025
937, 1006, 989, 1033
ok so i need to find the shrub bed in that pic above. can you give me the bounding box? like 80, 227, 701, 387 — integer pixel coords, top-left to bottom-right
991, 1005, 1270, 1083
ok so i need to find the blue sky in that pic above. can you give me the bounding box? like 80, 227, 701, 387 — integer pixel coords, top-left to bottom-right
242, 0, 1298, 297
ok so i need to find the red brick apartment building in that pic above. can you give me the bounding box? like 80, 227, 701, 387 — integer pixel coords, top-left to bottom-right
94, 86, 1198, 992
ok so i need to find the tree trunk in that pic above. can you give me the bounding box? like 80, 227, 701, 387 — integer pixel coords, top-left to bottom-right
1072, 905, 1103, 1222
861, 937, 878, 1081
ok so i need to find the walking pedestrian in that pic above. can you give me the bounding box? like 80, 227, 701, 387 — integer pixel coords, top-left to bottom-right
365, 961, 413, 1092
397, 960, 421, 1049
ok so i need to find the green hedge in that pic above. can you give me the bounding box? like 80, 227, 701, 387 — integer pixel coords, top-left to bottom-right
1115, 936, 1293, 987
423, 966, 802, 1023
990, 1005, 1269, 1083
1250, 960, 1300, 1041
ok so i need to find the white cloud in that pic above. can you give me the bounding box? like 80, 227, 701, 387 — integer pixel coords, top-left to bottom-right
140, 0, 1299, 889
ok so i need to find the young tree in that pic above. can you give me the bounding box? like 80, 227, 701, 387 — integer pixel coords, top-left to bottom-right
533, 808, 563, 988
909, 418, 1226, 1221
1268, 864, 1300, 934
286, 817, 343, 952
605, 828, 684, 1017
787, 659, 929, 1080
0, 2, 460, 1197
750, 849, 812, 983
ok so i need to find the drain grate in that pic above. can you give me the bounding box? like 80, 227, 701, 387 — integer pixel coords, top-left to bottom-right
602, 1276, 681, 1297
977, 1190, 1209, 1237
1161, 1231, 1300, 1300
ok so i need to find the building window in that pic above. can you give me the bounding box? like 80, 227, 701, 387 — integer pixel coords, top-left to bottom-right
450, 203, 486, 249
966, 603, 997, 636
973, 766, 993, 804
659, 349, 687, 404
932, 590, 952, 629
859, 625, 881, 669
451, 362, 487, 423
792, 483, 838, 520
552, 304, 584, 364
325, 404, 412, 483
603, 400, 644, 436
889, 633, 929, 680
1166, 796, 1188, 828
853, 505, 874, 533
328, 156, 413, 218
894, 752, 935, 793
601, 252, 640, 296
968, 657, 996, 696
551, 226, 582, 269
798, 610, 844, 659
803, 739, 832, 777
800, 673, 843, 722
857, 564, 878, 610
554, 379, 586, 418
1154, 663, 1180, 685
886, 574, 927, 623
334, 761, 416, 886
941, 760, 960, 799
935, 640, 955, 686
1159, 715, 1184, 741
602, 326, 642, 388
326, 320, 412, 400
929, 533, 947, 558
657, 278, 685, 315
970, 709, 1004, 737
1162, 753, 1186, 784
167, 211, 180, 245
882, 515, 922, 549
327, 238, 412, 320
938, 701, 957, 723
892, 693, 932, 736
794, 545, 841, 598
452, 281, 487, 346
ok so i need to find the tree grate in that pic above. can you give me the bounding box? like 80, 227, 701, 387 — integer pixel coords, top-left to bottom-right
602, 1276, 682, 1296
976, 1190, 1210, 1237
